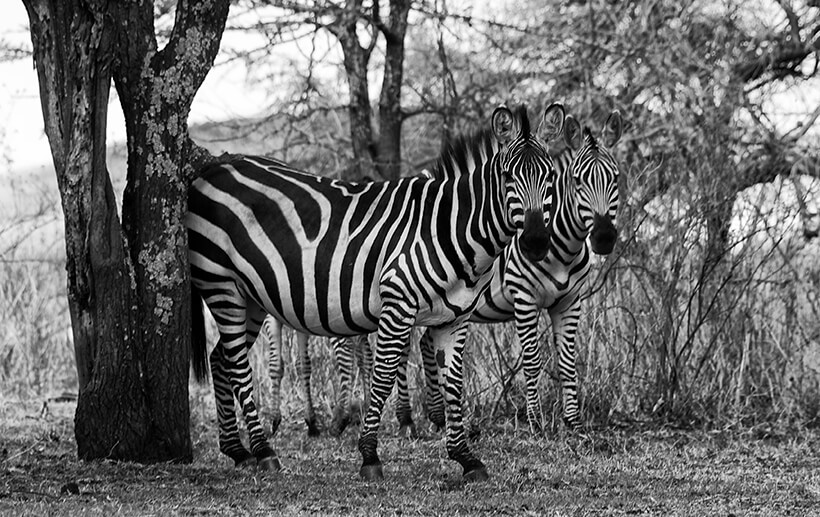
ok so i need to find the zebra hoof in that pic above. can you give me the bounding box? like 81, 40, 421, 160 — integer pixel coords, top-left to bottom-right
398, 423, 418, 439
428, 413, 445, 431
329, 415, 350, 437
359, 463, 384, 481
306, 418, 321, 437
257, 456, 282, 471
462, 465, 490, 482
236, 456, 257, 469
527, 419, 544, 435
269, 415, 282, 437
563, 416, 582, 432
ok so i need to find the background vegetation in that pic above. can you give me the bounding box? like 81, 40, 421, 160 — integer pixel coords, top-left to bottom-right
2, 0, 820, 437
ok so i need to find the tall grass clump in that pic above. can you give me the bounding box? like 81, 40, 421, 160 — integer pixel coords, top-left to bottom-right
0, 210, 75, 399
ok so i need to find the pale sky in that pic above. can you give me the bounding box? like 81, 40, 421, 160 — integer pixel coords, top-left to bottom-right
2, 2, 818, 176
0, 3, 279, 174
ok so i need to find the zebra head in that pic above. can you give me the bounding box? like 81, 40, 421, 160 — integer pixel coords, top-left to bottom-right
563, 111, 623, 255
491, 103, 565, 262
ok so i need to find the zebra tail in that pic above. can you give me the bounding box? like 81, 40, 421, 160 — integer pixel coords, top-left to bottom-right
190, 286, 210, 383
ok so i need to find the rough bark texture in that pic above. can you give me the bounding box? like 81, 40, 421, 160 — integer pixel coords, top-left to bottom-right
375, 0, 410, 181
328, 0, 377, 181
24, 0, 228, 463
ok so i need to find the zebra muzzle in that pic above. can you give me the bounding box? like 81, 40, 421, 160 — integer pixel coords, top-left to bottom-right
590, 213, 617, 254
519, 210, 549, 262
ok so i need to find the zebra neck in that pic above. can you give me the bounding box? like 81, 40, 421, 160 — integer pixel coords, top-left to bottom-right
441, 159, 515, 275
481, 158, 518, 258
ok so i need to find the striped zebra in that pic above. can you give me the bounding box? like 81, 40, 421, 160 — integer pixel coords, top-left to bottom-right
187, 103, 566, 480
260, 314, 372, 437
334, 111, 623, 433
265, 113, 623, 436
414, 111, 623, 432
263, 168, 436, 440
257, 316, 319, 436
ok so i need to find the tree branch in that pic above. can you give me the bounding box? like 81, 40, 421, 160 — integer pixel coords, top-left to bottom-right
158, 0, 230, 91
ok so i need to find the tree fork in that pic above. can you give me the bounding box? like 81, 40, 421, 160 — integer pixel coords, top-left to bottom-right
24, 0, 229, 463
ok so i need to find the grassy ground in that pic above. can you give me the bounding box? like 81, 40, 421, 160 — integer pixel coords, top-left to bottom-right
2, 398, 819, 516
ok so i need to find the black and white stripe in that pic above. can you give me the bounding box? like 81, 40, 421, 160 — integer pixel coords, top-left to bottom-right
187, 104, 566, 479
418, 111, 623, 431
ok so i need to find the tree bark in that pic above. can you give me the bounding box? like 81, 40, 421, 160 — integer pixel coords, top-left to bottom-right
375, 0, 410, 181
24, 0, 228, 463
328, 0, 377, 181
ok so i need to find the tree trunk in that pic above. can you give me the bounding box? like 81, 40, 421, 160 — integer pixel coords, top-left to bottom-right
24, 0, 229, 463
330, 2, 377, 181
376, 0, 410, 181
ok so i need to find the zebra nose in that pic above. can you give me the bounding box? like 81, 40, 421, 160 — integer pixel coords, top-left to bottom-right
590, 213, 617, 254
519, 210, 549, 262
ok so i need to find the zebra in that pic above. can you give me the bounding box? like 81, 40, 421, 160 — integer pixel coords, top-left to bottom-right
259, 314, 372, 437
262, 167, 438, 440
334, 111, 623, 433
187, 103, 566, 480
257, 315, 319, 436
415, 111, 623, 432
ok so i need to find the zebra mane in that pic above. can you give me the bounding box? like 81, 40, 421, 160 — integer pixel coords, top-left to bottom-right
430, 105, 531, 181
583, 127, 599, 154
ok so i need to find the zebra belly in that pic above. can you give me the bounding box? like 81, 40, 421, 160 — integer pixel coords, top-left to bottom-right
413, 276, 493, 327
254, 263, 384, 337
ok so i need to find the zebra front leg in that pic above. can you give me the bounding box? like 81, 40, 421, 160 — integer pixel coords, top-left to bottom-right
515, 299, 545, 433
431, 324, 489, 481
296, 331, 320, 436
358, 306, 413, 480
264, 316, 284, 437
420, 328, 445, 430
329, 337, 354, 436
211, 342, 254, 468
550, 301, 583, 431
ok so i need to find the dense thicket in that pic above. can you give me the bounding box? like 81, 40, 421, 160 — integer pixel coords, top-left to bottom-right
220, 0, 820, 427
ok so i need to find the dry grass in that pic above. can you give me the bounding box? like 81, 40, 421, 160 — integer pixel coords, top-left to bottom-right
2, 397, 820, 516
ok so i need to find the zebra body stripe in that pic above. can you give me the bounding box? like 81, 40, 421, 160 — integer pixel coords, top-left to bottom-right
188, 103, 566, 478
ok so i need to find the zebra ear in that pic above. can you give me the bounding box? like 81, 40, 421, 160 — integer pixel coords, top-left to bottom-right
563, 116, 583, 151
491, 106, 518, 144
602, 110, 623, 147
538, 103, 566, 143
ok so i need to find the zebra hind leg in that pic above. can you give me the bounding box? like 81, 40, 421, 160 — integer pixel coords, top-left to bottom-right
420, 329, 445, 431
296, 331, 320, 436
329, 337, 354, 436
353, 334, 372, 420
217, 306, 280, 471
263, 316, 284, 437
210, 343, 254, 468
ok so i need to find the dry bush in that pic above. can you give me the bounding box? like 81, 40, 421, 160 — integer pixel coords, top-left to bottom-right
0, 217, 74, 399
